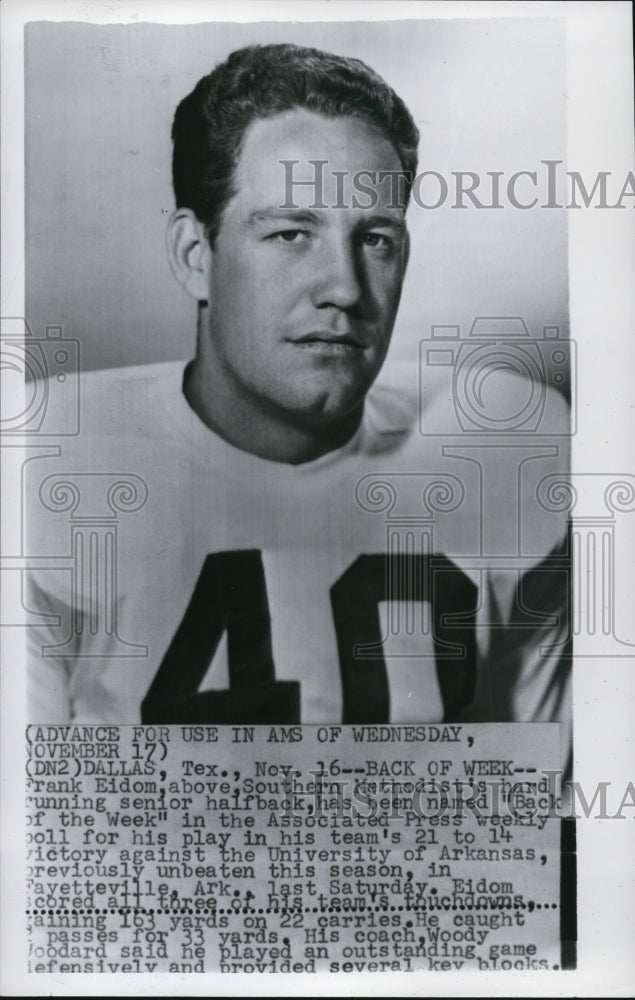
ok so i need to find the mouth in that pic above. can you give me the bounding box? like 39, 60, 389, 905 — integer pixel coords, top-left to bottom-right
289, 332, 366, 352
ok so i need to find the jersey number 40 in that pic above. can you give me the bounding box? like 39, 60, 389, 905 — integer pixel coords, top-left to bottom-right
141, 549, 477, 725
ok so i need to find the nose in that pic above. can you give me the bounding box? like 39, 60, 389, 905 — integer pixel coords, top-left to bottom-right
312, 235, 363, 311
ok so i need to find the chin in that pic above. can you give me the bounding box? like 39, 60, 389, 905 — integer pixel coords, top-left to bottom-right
293, 375, 372, 415
288, 392, 366, 429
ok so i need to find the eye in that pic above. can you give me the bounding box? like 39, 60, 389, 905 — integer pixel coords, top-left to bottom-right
361, 232, 394, 251
269, 229, 311, 244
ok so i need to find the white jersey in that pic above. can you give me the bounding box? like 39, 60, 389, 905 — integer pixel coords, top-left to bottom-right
25, 360, 571, 754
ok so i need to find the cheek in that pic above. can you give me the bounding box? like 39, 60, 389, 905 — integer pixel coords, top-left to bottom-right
211, 280, 286, 365
214, 250, 251, 300
363, 261, 404, 311
218, 250, 299, 316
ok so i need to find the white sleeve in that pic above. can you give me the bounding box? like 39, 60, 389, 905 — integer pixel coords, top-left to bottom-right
462, 533, 572, 775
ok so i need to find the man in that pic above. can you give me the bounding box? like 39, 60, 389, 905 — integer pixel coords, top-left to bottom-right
26, 44, 571, 757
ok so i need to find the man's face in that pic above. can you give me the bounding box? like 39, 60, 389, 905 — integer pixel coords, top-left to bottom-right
200, 109, 409, 431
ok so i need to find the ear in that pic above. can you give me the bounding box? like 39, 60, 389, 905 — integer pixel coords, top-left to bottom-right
166, 207, 210, 302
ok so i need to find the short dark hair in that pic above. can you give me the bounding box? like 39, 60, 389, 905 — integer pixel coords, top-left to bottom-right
171, 43, 420, 244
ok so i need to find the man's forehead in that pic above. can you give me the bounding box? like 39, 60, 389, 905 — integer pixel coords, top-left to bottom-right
230, 108, 406, 214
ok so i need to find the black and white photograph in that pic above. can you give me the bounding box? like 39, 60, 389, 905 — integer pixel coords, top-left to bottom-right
1, 1, 634, 995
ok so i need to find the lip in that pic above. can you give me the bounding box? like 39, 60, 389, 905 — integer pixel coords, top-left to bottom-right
289, 331, 366, 350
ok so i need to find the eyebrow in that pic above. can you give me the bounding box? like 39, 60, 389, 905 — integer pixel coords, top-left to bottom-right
361, 213, 407, 233
247, 208, 324, 226
246, 207, 407, 233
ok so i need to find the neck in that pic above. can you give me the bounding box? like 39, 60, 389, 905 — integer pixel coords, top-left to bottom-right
183, 358, 364, 465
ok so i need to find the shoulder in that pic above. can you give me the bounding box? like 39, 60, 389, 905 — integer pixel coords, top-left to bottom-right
25, 361, 192, 519
29, 359, 191, 458
74, 360, 188, 432
422, 363, 570, 442
367, 359, 570, 445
